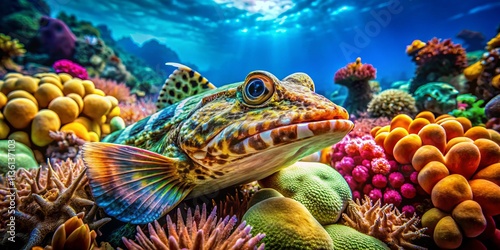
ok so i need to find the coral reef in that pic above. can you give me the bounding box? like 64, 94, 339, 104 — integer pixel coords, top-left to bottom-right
0, 159, 110, 249
475, 48, 500, 101
413, 82, 459, 115
45, 130, 85, 166
334, 57, 377, 114
348, 113, 391, 138
39, 16, 77, 61
372, 111, 500, 248
456, 29, 485, 51
0, 72, 125, 154
367, 89, 417, 118
0, 33, 26, 73
122, 204, 265, 250
90, 77, 136, 103
450, 93, 486, 126
53, 59, 88, 80
486, 32, 500, 51
406, 40, 426, 59
408, 38, 467, 93
342, 195, 428, 250
258, 161, 352, 225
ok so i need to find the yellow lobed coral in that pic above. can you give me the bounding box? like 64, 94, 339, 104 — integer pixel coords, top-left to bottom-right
367, 89, 417, 118
0, 72, 126, 152
406, 40, 426, 55
486, 32, 500, 51
0, 34, 26, 72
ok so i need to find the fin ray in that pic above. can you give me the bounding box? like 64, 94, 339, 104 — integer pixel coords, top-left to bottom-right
157, 62, 217, 109
82, 142, 194, 224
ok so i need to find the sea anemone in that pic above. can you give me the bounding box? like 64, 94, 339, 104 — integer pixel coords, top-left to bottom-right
118, 98, 157, 125
122, 204, 265, 250
342, 195, 428, 250
90, 77, 136, 103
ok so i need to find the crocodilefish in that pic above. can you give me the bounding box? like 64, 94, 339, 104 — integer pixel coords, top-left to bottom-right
82, 63, 354, 224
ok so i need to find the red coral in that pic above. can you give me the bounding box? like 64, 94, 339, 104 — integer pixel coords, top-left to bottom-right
53, 59, 88, 79
334, 57, 376, 84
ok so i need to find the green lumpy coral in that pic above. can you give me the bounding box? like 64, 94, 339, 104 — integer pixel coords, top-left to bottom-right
324, 224, 389, 250
259, 161, 352, 225
242, 196, 334, 250
0, 140, 38, 174
450, 93, 486, 126
413, 82, 459, 115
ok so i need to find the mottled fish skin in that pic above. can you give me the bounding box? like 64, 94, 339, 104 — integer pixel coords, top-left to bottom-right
83, 63, 353, 224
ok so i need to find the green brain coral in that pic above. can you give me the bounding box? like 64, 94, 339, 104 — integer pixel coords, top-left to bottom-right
259, 162, 352, 225
324, 224, 389, 250
242, 196, 334, 250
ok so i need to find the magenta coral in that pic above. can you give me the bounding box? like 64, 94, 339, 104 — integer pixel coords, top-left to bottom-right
352, 165, 369, 183
372, 174, 388, 189
371, 158, 391, 175
53, 59, 88, 79
334, 57, 376, 84
369, 188, 383, 201
383, 189, 402, 207
402, 205, 416, 217
389, 172, 405, 189
400, 183, 417, 199
333, 57, 377, 114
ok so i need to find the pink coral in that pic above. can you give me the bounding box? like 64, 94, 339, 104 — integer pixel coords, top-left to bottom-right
333, 57, 377, 114
334, 57, 376, 84
372, 174, 388, 189
352, 165, 369, 183
402, 205, 416, 217
400, 183, 417, 199
369, 188, 383, 201
371, 158, 391, 175
91, 77, 136, 103
389, 172, 405, 189
53, 59, 88, 79
383, 189, 402, 207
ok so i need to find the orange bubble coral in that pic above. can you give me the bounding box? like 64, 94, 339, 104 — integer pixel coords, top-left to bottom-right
421, 208, 449, 236
469, 179, 500, 216
474, 139, 500, 170
390, 114, 413, 131
473, 163, 500, 186
455, 117, 472, 132
407, 117, 430, 134
415, 110, 435, 123
383, 127, 408, 156
444, 137, 474, 154
418, 124, 447, 153
418, 161, 449, 194
393, 134, 422, 164
444, 142, 480, 179
464, 126, 491, 141
451, 200, 487, 238
440, 120, 464, 142
412, 145, 445, 171
431, 174, 472, 212
374, 131, 389, 148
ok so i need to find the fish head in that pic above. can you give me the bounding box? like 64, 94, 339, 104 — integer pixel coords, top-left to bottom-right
178, 70, 353, 179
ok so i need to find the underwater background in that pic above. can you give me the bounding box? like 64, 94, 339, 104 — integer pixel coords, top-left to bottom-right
1, 0, 500, 249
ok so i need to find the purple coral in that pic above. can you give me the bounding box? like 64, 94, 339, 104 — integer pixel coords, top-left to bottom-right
53, 59, 88, 79
39, 16, 77, 60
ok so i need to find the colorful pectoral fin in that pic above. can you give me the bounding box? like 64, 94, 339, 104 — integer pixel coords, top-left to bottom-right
82, 142, 194, 224
156, 62, 217, 110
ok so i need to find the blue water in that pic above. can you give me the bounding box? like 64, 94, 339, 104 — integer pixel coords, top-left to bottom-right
46, 0, 500, 94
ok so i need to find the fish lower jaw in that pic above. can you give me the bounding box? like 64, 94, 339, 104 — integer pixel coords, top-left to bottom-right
187, 125, 352, 198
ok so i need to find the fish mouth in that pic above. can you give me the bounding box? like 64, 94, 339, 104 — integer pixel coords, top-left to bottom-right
202, 118, 353, 158
236, 119, 354, 154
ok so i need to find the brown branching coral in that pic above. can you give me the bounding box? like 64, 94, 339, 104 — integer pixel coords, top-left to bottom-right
0, 33, 26, 73
0, 159, 110, 250
342, 195, 428, 250
122, 204, 265, 250
45, 131, 86, 166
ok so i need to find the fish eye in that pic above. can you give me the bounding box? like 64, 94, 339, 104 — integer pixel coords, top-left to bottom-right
242, 74, 274, 107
